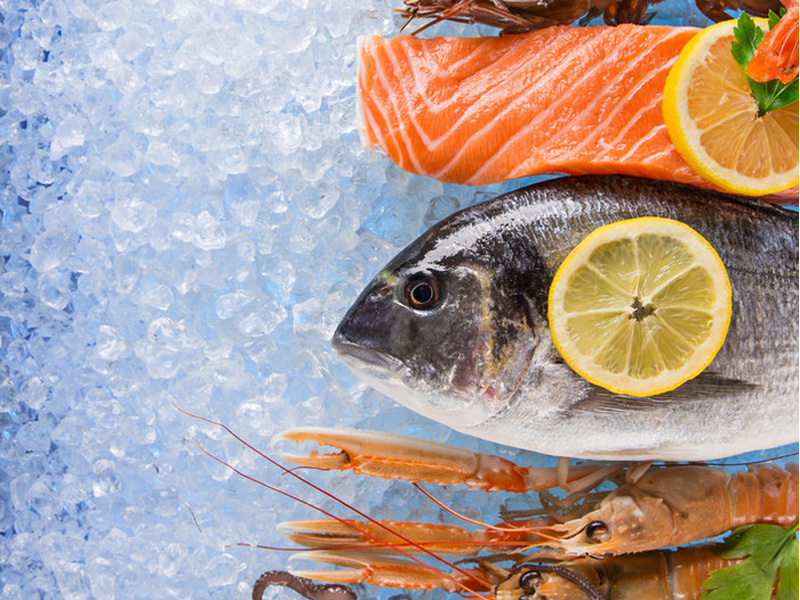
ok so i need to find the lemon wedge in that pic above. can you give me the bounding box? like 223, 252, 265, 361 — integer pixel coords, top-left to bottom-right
548, 217, 732, 397
663, 19, 799, 196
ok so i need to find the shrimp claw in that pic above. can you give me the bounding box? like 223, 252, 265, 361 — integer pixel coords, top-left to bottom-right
275, 427, 616, 493
280, 518, 541, 556
287, 549, 489, 591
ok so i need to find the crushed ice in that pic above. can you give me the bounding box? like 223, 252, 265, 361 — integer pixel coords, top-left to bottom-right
0, 1, 788, 599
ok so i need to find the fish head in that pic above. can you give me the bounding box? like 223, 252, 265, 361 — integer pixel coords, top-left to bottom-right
334, 229, 544, 430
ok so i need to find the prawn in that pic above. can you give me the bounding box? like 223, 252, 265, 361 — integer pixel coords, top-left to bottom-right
495, 544, 744, 599
275, 428, 798, 574
746, 0, 798, 84
535, 463, 799, 555
399, 0, 783, 35
179, 413, 797, 598
275, 544, 743, 598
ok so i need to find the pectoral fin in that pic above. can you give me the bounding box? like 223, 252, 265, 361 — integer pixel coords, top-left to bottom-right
573, 371, 757, 414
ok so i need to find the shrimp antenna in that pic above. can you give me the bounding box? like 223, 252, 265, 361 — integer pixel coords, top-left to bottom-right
412, 482, 547, 536
689, 451, 799, 468
413, 482, 510, 531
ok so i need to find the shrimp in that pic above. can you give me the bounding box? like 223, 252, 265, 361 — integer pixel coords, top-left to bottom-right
537, 463, 799, 556
179, 413, 798, 598
495, 544, 743, 600
281, 544, 744, 598
398, 0, 784, 35
276, 428, 798, 560
746, 0, 799, 84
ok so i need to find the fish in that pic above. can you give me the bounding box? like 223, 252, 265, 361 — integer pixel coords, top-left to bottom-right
333, 176, 799, 461
357, 26, 798, 201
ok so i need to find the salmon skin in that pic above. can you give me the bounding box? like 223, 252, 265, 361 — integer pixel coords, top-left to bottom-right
358, 25, 793, 201
333, 176, 799, 461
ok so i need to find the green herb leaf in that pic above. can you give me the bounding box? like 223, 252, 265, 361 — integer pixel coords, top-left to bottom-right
759, 78, 799, 113
776, 525, 799, 600
768, 6, 787, 29
730, 11, 799, 115
702, 522, 799, 600
731, 13, 764, 71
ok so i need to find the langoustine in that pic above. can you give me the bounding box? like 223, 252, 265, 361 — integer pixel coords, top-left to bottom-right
398, 0, 783, 34
493, 544, 744, 600
179, 408, 797, 598
279, 540, 748, 598
272, 427, 798, 595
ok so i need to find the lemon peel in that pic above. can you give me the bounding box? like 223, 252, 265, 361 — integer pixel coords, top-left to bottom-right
663, 19, 799, 196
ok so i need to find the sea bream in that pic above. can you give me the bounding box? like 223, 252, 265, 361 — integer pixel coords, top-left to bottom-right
333, 176, 799, 461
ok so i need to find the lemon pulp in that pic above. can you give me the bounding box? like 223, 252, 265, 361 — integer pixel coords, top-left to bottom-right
663, 19, 799, 196
548, 217, 732, 397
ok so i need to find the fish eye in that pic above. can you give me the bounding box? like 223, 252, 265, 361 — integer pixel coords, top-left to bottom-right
404, 273, 440, 310
585, 520, 610, 542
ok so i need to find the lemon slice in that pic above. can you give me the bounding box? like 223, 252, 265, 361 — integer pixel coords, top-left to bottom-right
663, 19, 799, 196
548, 218, 732, 397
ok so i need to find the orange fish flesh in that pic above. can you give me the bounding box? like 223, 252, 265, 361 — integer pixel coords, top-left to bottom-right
357, 25, 798, 201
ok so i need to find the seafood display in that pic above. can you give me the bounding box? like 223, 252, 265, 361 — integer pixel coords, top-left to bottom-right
334, 176, 798, 461
493, 545, 743, 599
4, 0, 798, 596
398, 0, 783, 34
253, 3, 800, 598
260, 174, 800, 596
242, 6, 796, 600
357, 27, 798, 200
277, 428, 799, 552
261, 425, 799, 596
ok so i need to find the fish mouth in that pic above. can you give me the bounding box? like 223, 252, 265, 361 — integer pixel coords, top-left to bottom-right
332, 334, 406, 374
333, 326, 497, 430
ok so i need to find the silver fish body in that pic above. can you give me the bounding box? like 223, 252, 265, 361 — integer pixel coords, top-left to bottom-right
334, 176, 799, 461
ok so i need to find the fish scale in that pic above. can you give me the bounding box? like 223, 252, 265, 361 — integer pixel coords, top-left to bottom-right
334, 176, 799, 460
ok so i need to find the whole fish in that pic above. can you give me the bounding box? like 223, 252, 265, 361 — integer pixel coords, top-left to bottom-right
334, 176, 799, 461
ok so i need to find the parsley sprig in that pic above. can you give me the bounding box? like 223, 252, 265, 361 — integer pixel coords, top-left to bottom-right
702, 522, 799, 600
731, 11, 799, 116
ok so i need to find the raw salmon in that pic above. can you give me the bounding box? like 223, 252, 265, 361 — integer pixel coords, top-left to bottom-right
357, 25, 797, 200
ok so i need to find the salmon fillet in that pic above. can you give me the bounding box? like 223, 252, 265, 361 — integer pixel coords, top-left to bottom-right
357, 26, 797, 201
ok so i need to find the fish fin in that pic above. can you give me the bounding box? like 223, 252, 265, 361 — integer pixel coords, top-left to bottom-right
573, 372, 758, 414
